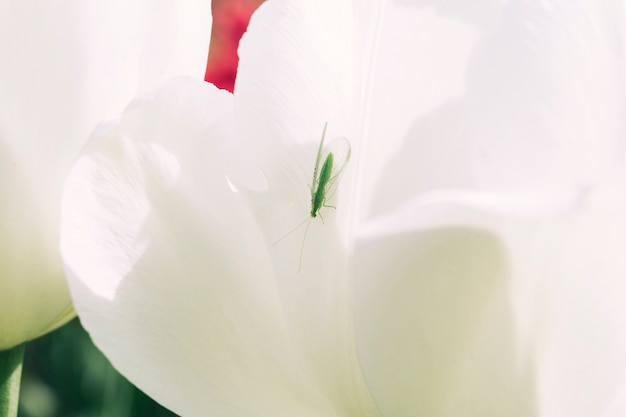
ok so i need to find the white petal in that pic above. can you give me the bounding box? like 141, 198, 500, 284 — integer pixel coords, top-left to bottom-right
0, 137, 74, 349
62, 78, 369, 417
354, 224, 532, 416
354, 186, 626, 416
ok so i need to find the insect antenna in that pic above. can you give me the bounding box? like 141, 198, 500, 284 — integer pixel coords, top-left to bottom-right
271, 216, 310, 247
297, 217, 313, 273
272, 216, 314, 273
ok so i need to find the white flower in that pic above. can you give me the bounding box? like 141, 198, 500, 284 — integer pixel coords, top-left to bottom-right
61, 0, 626, 416
0, 0, 211, 350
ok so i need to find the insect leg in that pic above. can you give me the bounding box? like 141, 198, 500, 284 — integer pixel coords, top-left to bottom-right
297, 218, 313, 273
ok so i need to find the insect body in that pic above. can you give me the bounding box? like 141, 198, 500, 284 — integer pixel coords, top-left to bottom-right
311, 151, 334, 217
310, 122, 351, 216
273, 122, 351, 272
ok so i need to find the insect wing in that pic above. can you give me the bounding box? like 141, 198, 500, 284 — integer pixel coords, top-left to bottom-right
311, 122, 328, 198
319, 136, 351, 200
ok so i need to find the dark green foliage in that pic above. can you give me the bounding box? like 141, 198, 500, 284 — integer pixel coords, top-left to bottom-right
19, 319, 176, 417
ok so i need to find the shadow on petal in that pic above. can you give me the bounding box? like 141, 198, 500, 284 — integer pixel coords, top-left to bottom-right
368, 99, 473, 218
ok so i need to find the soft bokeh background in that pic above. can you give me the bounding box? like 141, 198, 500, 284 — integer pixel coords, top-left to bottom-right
18, 1, 263, 415
19, 320, 176, 417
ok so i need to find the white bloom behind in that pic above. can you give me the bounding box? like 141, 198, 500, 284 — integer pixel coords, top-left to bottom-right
0, 0, 211, 349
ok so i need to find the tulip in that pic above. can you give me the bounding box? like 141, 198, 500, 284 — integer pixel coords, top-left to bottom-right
204, 0, 264, 91
61, 1, 626, 416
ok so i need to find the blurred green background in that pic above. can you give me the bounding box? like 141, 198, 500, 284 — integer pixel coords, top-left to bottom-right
18, 319, 176, 417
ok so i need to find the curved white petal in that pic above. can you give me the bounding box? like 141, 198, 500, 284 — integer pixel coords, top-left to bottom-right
62, 78, 379, 417
354, 223, 530, 416
354, 186, 626, 416
0, 0, 211, 348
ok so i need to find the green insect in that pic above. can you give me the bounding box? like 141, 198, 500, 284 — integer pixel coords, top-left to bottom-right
309, 122, 351, 218
273, 122, 351, 272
